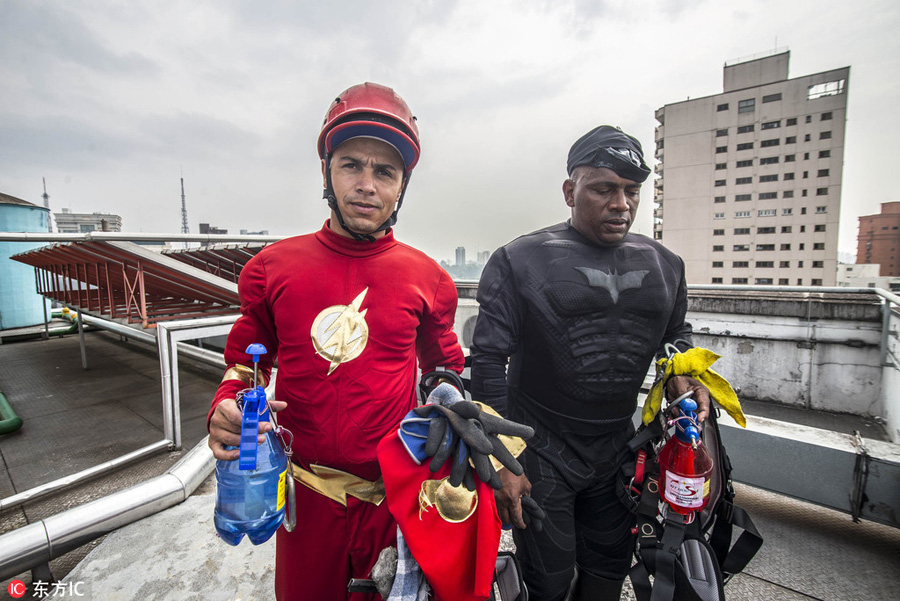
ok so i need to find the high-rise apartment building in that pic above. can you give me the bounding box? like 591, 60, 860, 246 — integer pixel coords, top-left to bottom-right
654, 50, 849, 286
54, 208, 122, 233
857, 202, 900, 276
455, 246, 466, 267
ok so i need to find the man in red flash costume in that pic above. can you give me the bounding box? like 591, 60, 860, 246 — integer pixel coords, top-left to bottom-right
207, 82, 465, 601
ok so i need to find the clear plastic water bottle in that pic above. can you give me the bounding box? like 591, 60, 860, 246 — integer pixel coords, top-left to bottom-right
214, 344, 289, 545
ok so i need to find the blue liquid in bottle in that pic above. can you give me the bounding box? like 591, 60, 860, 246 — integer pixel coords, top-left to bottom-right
214, 374, 288, 545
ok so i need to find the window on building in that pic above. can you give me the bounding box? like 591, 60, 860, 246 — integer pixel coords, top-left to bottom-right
714, 196, 726, 203
734, 227, 751, 234
783, 209, 793, 217
761, 120, 781, 130
736, 177, 752, 185
803, 171, 809, 178
737, 124, 755, 133
808, 79, 846, 100
756, 261, 774, 268
757, 227, 776, 234
784, 173, 795, 180
812, 261, 824, 268
715, 180, 726, 187
734, 244, 750, 251
806, 115, 812, 123
779, 278, 790, 285
712, 277, 724, 283
813, 243, 825, 250
759, 174, 778, 182
79, 224, 96, 233
800, 224, 806, 231
783, 191, 794, 198
716, 145, 728, 153
781, 226, 792, 233
735, 211, 751, 218
814, 224, 826, 232
713, 229, 725, 236
804, 134, 811, 142
785, 154, 796, 162
716, 163, 727, 170
763, 93, 782, 103
817, 187, 828, 196
758, 209, 776, 217
713, 245, 724, 251
786, 117, 798, 126
818, 169, 830, 177
802, 189, 808, 196
786, 136, 797, 144
716, 128, 729, 137
755, 278, 774, 285
811, 278, 823, 286
738, 98, 756, 113
760, 156, 779, 165
736, 142, 754, 151
761, 139, 781, 147
759, 192, 778, 199
732, 278, 749, 284
714, 212, 725, 219
817, 150, 830, 159
712, 262, 723, 268
780, 261, 790, 268
798, 260, 804, 267
781, 243, 791, 250
733, 261, 749, 268
717, 103, 729, 111
736, 159, 754, 167
816, 206, 827, 214
797, 278, 803, 285
820, 131, 832, 140
735, 194, 752, 201
757, 244, 776, 251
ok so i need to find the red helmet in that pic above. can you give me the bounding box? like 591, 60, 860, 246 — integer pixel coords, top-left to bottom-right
317, 82, 420, 172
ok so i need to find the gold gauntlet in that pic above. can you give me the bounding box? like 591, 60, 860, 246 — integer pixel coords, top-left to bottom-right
221, 364, 269, 389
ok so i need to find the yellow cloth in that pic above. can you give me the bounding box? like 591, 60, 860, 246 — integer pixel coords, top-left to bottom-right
642, 347, 746, 427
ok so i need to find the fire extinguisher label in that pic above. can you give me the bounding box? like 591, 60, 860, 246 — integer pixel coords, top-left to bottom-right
663, 470, 706, 509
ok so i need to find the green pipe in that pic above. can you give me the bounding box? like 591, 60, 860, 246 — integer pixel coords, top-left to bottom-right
0, 392, 23, 435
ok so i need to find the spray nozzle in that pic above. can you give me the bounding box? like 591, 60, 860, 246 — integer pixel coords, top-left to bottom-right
238, 343, 269, 470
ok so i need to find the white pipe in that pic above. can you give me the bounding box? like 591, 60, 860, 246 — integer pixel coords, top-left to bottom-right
0, 437, 215, 581
0, 232, 282, 244
0, 440, 172, 512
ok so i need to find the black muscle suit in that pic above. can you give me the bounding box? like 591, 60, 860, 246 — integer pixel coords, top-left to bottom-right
471, 220, 693, 599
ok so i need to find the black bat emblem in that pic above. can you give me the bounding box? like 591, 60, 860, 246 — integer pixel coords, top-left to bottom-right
574, 267, 649, 303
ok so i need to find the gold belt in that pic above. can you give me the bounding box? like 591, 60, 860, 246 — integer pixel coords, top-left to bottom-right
290, 463, 386, 507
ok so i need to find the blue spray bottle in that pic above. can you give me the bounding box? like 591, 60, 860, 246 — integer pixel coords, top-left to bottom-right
214, 343, 296, 545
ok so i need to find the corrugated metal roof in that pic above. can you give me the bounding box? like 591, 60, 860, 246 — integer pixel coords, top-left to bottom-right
12, 240, 244, 327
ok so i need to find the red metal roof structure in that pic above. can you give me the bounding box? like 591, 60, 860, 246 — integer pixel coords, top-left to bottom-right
161, 244, 268, 284
12, 241, 249, 328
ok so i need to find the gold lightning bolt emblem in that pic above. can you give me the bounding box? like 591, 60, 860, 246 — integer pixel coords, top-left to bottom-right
311, 288, 370, 375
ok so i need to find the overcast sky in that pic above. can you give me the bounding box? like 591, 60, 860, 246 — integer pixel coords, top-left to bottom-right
1, 0, 898, 264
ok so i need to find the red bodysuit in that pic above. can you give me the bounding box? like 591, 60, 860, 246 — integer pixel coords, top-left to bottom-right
210, 222, 465, 600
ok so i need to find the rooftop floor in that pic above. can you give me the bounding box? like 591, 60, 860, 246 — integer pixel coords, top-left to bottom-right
1, 330, 899, 600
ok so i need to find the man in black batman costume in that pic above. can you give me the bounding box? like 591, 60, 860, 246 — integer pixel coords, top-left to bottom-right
471, 125, 711, 600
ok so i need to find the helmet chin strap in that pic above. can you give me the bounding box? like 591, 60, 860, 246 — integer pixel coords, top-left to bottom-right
323, 154, 409, 243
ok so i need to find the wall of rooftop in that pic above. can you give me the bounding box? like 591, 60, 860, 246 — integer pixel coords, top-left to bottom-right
453, 283, 899, 443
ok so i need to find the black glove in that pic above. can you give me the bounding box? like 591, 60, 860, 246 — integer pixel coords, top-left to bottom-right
520, 495, 546, 532
413, 389, 535, 490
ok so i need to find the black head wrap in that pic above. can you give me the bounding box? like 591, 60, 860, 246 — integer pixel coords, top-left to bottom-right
566, 125, 651, 183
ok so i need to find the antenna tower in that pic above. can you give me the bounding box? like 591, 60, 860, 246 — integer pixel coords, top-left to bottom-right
42, 177, 54, 232
180, 177, 189, 234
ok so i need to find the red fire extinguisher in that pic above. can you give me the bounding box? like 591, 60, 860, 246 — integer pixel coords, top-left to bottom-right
657, 395, 713, 515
